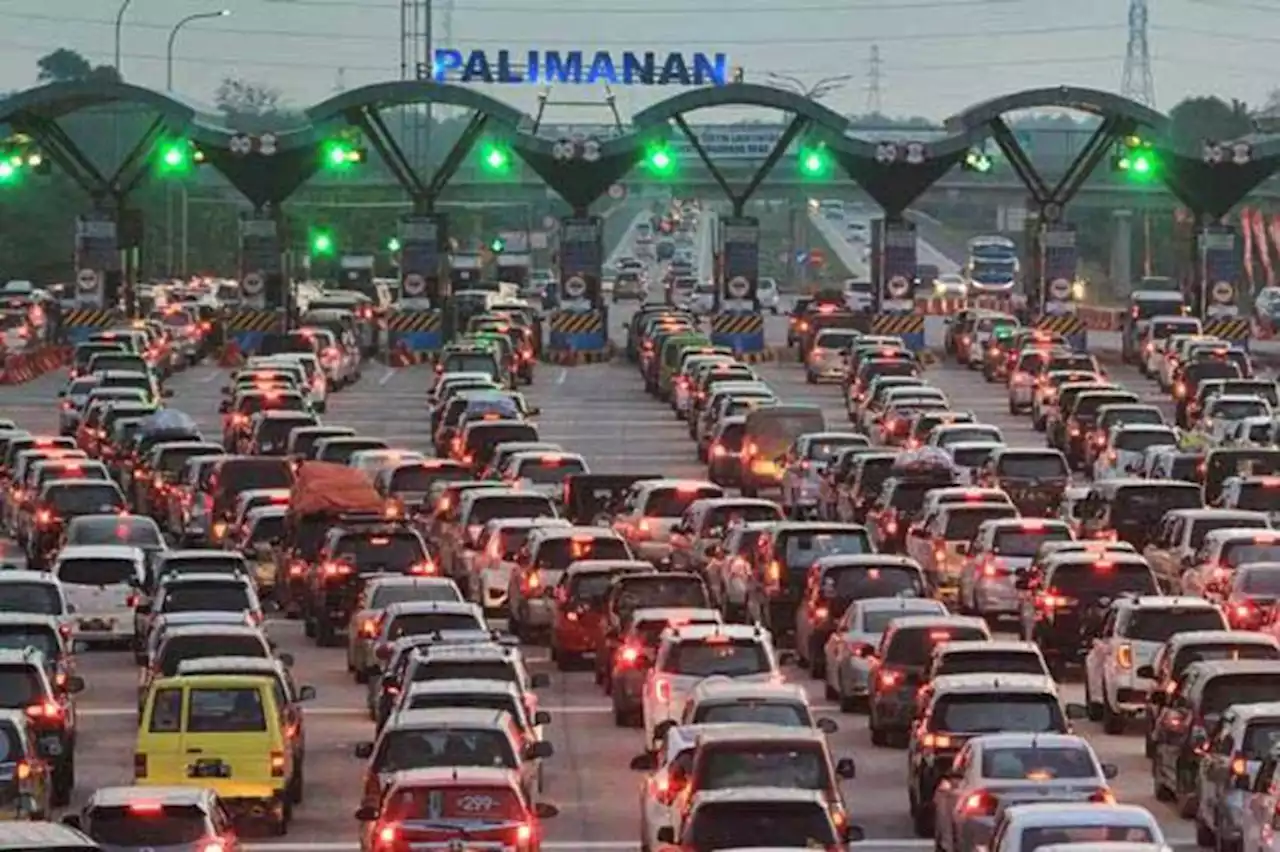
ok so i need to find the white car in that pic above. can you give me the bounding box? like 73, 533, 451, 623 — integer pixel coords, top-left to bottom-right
1091, 424, 1180, 481
1194, 394, 1273, 439
957, 518, 1074, 621
636, 724, 705, 852
54, 544, 146, 645
503, 450, 589, 500
933, 273, 968, 298
641, 622, 779, 748
757, 278, 780, 314
349, 448, 425, 483
471, 518, 571, 612
988, 802, 1165, 852
1083, 595, 1227, 733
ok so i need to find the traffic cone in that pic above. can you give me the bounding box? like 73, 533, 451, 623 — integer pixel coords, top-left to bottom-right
218, 341, 244, 368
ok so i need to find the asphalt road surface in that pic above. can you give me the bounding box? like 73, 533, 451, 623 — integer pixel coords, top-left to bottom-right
3, 298, 1208, 852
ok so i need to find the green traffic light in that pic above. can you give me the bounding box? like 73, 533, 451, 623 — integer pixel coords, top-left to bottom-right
387, 237, 402, 252
480, 143, 511, 173
158, 141, 193, 174
1131, 154, 1152, 174
311, 232, 334, 255
0, 161, 16, 183
799, 146, 829, 177
489, 237, 506, 253
323, 140, 364, 170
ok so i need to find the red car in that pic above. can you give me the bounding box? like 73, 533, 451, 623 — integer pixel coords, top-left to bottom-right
549, 560, 653, 669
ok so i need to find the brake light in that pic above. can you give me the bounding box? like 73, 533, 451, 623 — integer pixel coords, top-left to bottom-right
619, 644, 641, 666
377, 824, 398, 847
961, 791, 995, 816
710, 443, 727, 458
1116, 643, 1133, 670
359, 618, 379, 638
129, 802, 163, 814
524, 571, 541, 593
322, 562, 352, 578
1232, 754, 1249, 776
14, 759, 32, 781
516, 824, 533, 845
126, 592, 140, 608
878, 669, 901, 689
408, 561, 436, 575
1090, 788, 1117, 804
25, 701, 63, 722
921, 732, 951, 749
270, 750, 286, 776
653, 678, 671, 702
35, 509, 52, 526
981, 561, 999, 578
201, 843, 225, 852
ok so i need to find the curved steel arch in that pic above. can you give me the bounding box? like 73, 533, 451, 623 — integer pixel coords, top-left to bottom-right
631, 82, 850, 134
0, 79, 203, 126
944, 85, 1170, 135
306, 80, 528, 129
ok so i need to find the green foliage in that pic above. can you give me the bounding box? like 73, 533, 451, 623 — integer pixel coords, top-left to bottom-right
1168, 96, 1253, 151
214, 77, 299, 132
35, 48, 120, 84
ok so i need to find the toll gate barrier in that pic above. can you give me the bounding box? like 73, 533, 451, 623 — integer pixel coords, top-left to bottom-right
710, 312, 765, 354
1034, 314, 1088, 351
386, 310, 445, 358
548, 309, 607, 355
225, 309, 286, 355
63, 309, 125, 344
1203, 317, 1252, 349
870, 314, 926, 351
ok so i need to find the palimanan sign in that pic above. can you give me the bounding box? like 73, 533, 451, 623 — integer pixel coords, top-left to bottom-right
420, 49, 729, 86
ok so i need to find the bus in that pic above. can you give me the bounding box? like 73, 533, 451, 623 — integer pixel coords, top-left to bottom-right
965, 236, 1019, 294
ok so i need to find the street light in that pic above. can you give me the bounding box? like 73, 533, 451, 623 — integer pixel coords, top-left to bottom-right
114, 0, 134, 73
766, 72, 853, 101
167, 10, 230, 91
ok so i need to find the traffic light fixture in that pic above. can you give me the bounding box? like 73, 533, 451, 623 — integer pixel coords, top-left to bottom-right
478, 141, 512, 175
1112, 134, 1157, 181
489, 236, 506, 254
309, 229, 335, 257
962, 149, 993, 173
0, 134, 52, 185
798, 143, 832, 179
157, 139, 205, 175
643, 143, 676, 177
322, 132, 367, 171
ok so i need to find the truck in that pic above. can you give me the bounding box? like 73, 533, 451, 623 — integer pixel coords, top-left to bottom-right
964, 235, 1019, 294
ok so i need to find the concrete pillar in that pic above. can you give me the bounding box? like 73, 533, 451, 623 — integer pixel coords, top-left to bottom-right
1110, 209, 1133, 300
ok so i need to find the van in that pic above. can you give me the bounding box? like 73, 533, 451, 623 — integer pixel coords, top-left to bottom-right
740, 406, 826, 497
659, 334, 713, 401
135, 673, 298, 833
53, 545, 145, 646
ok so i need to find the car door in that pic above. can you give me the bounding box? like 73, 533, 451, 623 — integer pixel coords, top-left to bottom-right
1085, 607, 1118, 698
1243, 754, 1280, 851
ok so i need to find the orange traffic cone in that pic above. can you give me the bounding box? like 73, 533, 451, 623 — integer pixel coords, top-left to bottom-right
218, 340, 244, 368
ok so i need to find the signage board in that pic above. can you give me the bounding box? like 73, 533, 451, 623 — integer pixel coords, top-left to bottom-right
424, 49, 727, 86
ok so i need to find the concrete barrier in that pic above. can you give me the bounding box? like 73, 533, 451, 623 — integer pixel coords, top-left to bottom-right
0, 345, 68, 384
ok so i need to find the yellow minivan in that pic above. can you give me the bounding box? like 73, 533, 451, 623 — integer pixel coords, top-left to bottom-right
134, 674, 298, 834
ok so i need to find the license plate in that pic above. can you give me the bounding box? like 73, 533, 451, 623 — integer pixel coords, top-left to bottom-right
189, 758, 231, 779
80, 618, 113, 630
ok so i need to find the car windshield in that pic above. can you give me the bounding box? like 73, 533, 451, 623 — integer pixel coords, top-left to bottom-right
515, 457, 587, 485
0, 625, 59, 660
695, 701, 808, 727
943, 507, 1018, 540
701, 746, 827, 791
980, 745, 1096, 779
335, 533, 426, 571
388, 612, 482, 639
86, 805, 210, 846
67, 516, 163, 548
1225, 542, 1280, 568
664, 639, 768, 677
934, 694, 1064, 733
645, 487, 722, 518
0, 582, 60, 615
47, 484, 124, 515
822, 566, 925, 600
936, 651, 1045, 677
57, 557, 136, 586
160, 583, 251, 613
993, 528, 1073, 557
689, 802, 837, 851
1203, 674, 1280, 716
1124, 609, 1225, 642
377, 729, 516, 772
886, 626, 989, 666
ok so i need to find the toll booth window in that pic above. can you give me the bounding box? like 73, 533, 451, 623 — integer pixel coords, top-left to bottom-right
0, 626, 58, 660
822, 566, 924, 600
1203, 675, 1280, 717
335, 533, 426, 571
514, 458, 587, 485
1224, 541, 1280, 568
993, 528, 1072, 557
377, 729, 516, 772
160, 582, 251, 614
933, 693, 1064, 733
56, 557, 136, 587
1123, 608, 1226, 643
885, 626, 989, 666
695, 701, 808, 727
388, 612, 483, 639
1050, 563, 1158, 597
186, 687, 267, 733
980, 746, 1096, 779
0, 582, 60, 616
663, 639, 768, 677
701, 747, 826, 791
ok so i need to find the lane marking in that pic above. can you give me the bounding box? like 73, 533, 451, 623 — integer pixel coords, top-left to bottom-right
378, 368, 397, 386
555, 368, 568, 385
199, 371, 218, 384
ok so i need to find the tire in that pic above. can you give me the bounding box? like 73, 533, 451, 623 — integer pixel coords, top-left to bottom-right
1152, 767, 1174, 802
289, 764, 305, 804
1196, 817, 1215, 848
316, 618, 338, 648
810, 639, 826, 679
1102, 695, 1127, 735
1084, 677, 1103, 722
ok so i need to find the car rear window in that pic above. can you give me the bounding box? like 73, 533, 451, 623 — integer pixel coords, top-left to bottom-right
0, 582, 60, 615
158, 635, 267, 676
1123, 608, 1225, 642
1116, 429, 1179, 453
644, 486, 722, 517
57, 557, 136, 586
536, 536, 631, 572
86, 804, 210, 846
701, 745, 827, 791
1113, 486, 1202, 519
934, 693, 1065, 732
664, 638, 768, 677
468, 496, 557, 526
0, 667, 41, 707
335, 532, 426, 571
690, 801, 837, 850
1224, 541, 1280, 568
69, 516, 163, 548
391, 465, 470, 492
444, 354, 499, 375
994, 454, 1069, 479
47, 484, 125, 515
1203, 674, 1280, 716
694, 701, 808, 727
935, 651, 1045, 678
942, 506, 1019, 540
993, 527, 1072, 557
413, 659, 515, 684
1240, 570, 1280, 595
821, 566, 924, 600
186, 687, 267, 732
782, 530, 871, 573
388, 612, 483, 639
1051, 562, 1157, 596
1023, 827, 1154, 847
377, 728, 516, 772
218, 459, 293, 493
1172, 643, 1279, 675
160, 582, 251, 613
980, 745, 1096, 779
371, 584, 460, 608
885, 625, 989, 666
514, 457, 587, 485
407, 693, 519, 717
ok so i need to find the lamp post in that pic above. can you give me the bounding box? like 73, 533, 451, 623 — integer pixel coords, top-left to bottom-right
113, 0, 135, 73
167, 10, 230, 91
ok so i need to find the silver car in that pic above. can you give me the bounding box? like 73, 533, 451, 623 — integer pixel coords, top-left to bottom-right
822, 596, 948, 711
1199, 701, 1280, 851
57, 376, 101, 436
957, 519, 1074, 622
932, 733, 1118, 852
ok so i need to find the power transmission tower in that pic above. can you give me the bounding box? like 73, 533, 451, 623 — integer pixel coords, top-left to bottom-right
865, 44, 883, 114
399, 0, 434, 171
1121, 0, 1155, 107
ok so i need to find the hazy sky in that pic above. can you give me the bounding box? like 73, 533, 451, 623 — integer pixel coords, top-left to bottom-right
3, 0, 1278, 123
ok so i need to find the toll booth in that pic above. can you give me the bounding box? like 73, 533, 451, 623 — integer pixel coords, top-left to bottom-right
66, 213, 124, 344
868, 218, 925, 351
1172, 220, 1249, 347
1021, 217, 1087, 350
548, 216, 608, 357
340, 255, 375, 291
709, 215, 765, 355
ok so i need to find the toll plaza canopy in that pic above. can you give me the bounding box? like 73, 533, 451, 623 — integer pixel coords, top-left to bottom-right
3, 79, 1280, 217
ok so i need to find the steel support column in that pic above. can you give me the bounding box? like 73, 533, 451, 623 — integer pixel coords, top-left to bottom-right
1047, 115, 1124, 207
352, 108, 429, 200
425, 111, 489, 203
673, 115, 736, 203
735, 115, 808, 217
112, 115, 169, 199
989, 118, 1051, 202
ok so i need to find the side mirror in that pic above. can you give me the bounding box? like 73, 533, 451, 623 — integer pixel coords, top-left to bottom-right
298, 685, 317, 701
653, 720, 675, 743
534, 710, 551, 726
1137, 664, 1155, 679
217, 401, 229, 413
61, 814, 82, 830
355, 805, 378, 821
629, 752, 657, 771
816, 717, 839, 735
1064, 702, 1088, 720
354, 741, 374, 759
534, 802, 559, 819
525, 740, 554, 760
278, 653, 295, 667
842, 825, 866, 844
656, 827, 676, 845
1101, 762, 1119, 780
65, 675, 86, 694
835, 757, 856, 779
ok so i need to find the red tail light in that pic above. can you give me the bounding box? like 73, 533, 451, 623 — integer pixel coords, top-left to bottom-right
376, 823, 398, 848
26, 701, 63, 722
618, 644, 642, 666
523, 571, 542, 594
650, 772, 685, 806
126, 592, 140, 608
359, 617, 379, 638
270, 750, 286, 777
961, 791, 996, 816
878, 669, 901, 689
653, 678, 671, 702
408, 561, 437, 575
920, 732, 952, 749
1090, 788, 1117, 804
35, 509, 52, 526
322, 562, 352, 578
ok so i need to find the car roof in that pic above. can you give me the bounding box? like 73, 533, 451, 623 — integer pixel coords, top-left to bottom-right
87, 785, 215, 808
56, 544, 143, 560
929, 673, 1058, 694
387, 708, 515, 730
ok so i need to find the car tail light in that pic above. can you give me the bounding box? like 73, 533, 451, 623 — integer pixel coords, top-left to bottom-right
878, 669, 901, 689
961, 791, 996, 816
653, 678, 671, 702
1115, 643, 1133, 670
650, 772, 684, 806
201, 843, 225, 852
35, 509, 52, 526
289, 560, 307, 578
126, 592, 140, 608
376, 823, 399, 848
523, 571, 542, 594
1089, 788, 1117, 804
408, 561, 437, 575
920, 732, 951, 749
270, 750, 286, 776
322, 562, 352, 578
1037, 590, 1072, 610
26, 701, 63, 722
618, 644, 641, 666
710, 443, 727, 458
516, 823, 533, 845
359, 618, 379, 638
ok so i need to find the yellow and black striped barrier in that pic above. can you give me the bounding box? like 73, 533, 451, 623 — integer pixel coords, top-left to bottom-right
386, 311, 443, 334
546, 310, 608, 365
386, 309, 445, 357
1203, 317, 1252, 344
871, 314, 925, 336
1034, 314, 1087, 336
549, 311, 605, 335
64, 308, 125, 344
226, 309, 284, 333
710, 313, 765, 336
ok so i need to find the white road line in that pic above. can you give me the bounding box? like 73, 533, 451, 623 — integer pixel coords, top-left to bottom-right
199, 371, 218, 383
378, 368, 397, 386
555, 368, 568, 385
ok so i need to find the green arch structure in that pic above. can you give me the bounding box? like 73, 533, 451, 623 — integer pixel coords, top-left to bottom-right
4, 79, 1280, 218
